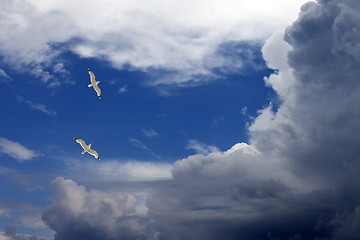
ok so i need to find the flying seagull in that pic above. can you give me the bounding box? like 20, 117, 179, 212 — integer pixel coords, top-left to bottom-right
88, 68, 101, 99
73, 138, 100, 160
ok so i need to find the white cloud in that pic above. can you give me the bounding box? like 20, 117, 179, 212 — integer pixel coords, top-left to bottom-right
0, 137, 39, 162
186, 139, 220, 155
0, 69, 12, 83
241, 106, 248, 115
0, 0, 309, 87
17, 95, 57, 116
67, 160, 173, 182
118, 85, 128, 93
212, 116, 224, 124
0, 233, 10, 240
0, 208, 10, 218
129, 138, 161, 159
141, 128, 159, 138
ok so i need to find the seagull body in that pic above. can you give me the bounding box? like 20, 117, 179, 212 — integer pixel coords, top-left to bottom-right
88, 68, 101, 99
73, 138, 100, 160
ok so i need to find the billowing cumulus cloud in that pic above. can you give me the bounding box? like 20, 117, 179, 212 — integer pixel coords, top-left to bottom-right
42, 0, 360, 239
0, 0, 307, 87
42, 177, 150, 240
251, 0, 360, 186
148, 0, 360, 239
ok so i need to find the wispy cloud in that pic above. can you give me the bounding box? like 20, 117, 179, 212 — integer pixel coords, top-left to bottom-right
186, 139, 220, 155
129, 137, 161, 159
17, 95, 57, 117
118, 85, 128, 93
0, 138, 39, 162
212, 116, 224, 124
141, 128, 159, 138
0, 69, 13, 83
241, 106, 248, 115
67, 160, 173, 182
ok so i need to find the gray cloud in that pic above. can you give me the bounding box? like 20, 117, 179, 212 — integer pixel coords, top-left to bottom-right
251, 0, 360, 186
2, 225, 46, 240
0, 199, 49, 239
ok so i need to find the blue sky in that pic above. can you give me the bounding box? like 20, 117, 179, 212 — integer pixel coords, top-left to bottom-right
1, 0, 360, 239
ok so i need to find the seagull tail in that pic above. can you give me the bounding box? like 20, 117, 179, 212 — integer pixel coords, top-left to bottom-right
88, 84, 93, 87
96, 81, 100, 85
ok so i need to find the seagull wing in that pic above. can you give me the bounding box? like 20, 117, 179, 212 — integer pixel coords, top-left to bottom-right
74, 138, 87, 149
88, 69, 96, 84
88, 148, 100, 160
94, 84, 101, 99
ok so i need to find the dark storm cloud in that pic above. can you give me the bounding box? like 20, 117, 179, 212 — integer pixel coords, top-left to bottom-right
148, 0, 360, 239
252, 0, 360, 185
42, 0, 360, 239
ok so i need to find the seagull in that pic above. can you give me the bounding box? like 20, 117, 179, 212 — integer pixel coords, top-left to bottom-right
73, 138, 100, 160
88, 68, 101, 99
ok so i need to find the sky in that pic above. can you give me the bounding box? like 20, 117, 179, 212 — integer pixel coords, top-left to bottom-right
1, 0, 360, 239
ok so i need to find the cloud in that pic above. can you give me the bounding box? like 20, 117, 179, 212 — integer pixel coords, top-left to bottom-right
42, 0, 360, 239
0, 69, 13, 83
0, 138, 39, 162
147, 0, 360, 239
141, 128, 159, 138
185, 139, 220, 155
66, 160, 173, 182
0, 0, 308, 87
251, 0, 360, 185
17, 96, 57, 116
241, 106, 247, 115
42, 177, 150, 240
0, 199, 51, 239
212, 116, 224, 124
0, 226, 49, 240
332, 206, 360, 239
118, 85, 128, 93
129, 138, 161, 159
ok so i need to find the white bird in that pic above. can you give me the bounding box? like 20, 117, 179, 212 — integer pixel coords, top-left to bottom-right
88, 68, 101, 99
73, 138, 100, 160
